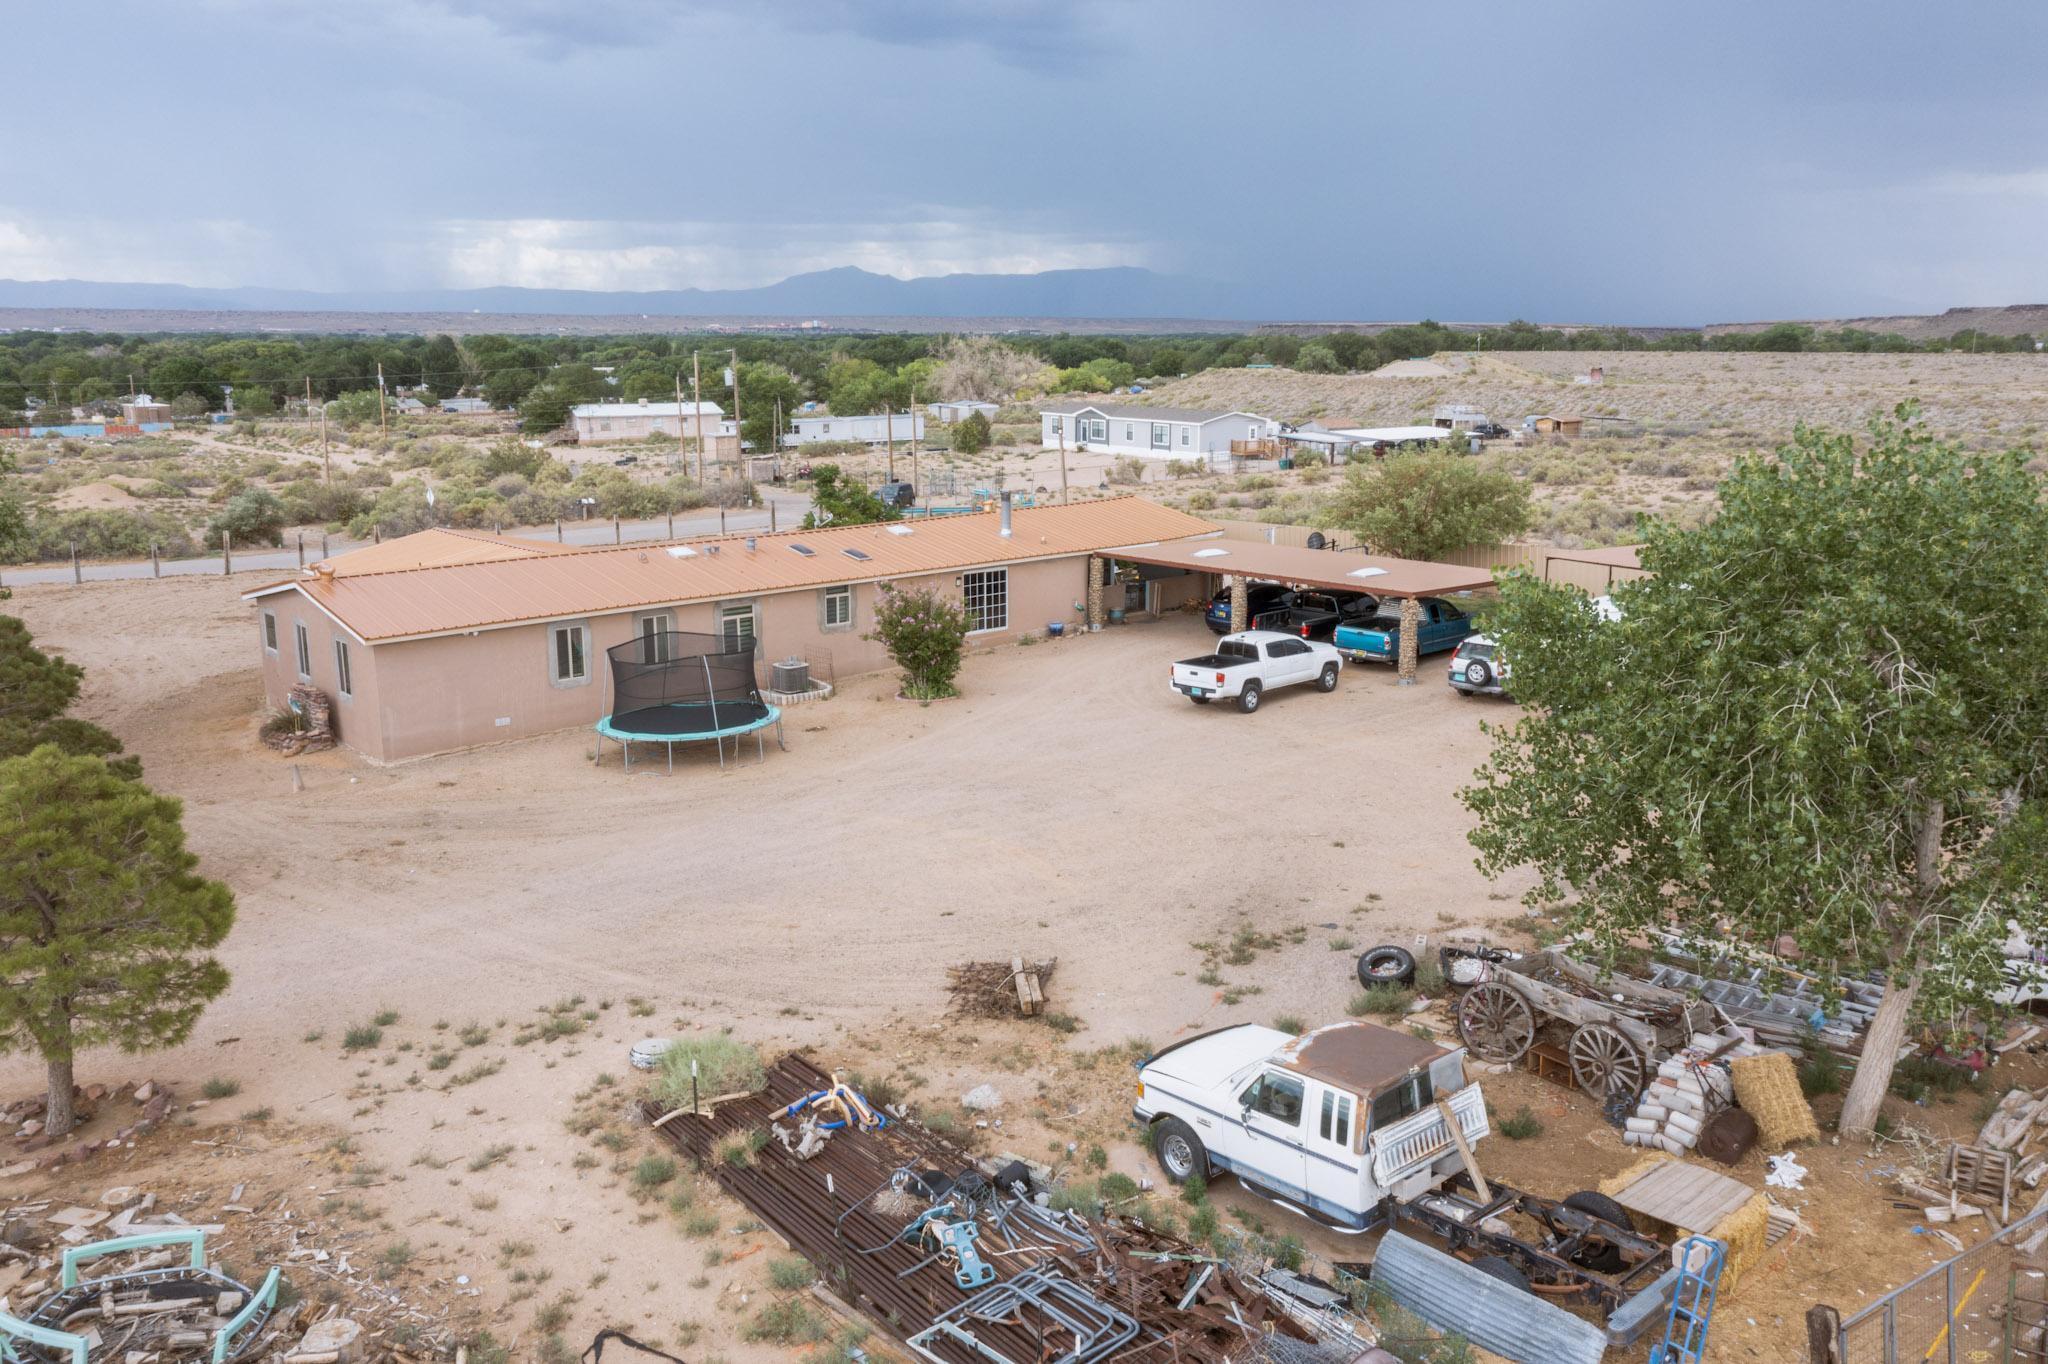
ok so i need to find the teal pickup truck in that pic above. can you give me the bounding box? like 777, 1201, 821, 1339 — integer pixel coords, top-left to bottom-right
1333, 597, 1478, 664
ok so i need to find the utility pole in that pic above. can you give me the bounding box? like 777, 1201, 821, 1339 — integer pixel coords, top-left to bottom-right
885, 407, 895, 481
674, 371, 688, 472
727, 348, 741, 444
773, 397, 783, 478
127, 373, 136, 401
691, 352, 704, 483
376, 361, 388, 433
1058, 417, 1070, 505
310, 376, 329, 482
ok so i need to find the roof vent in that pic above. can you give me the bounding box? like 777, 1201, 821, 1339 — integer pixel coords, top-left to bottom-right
707, 544, 719, 555
746, 537, 757, 552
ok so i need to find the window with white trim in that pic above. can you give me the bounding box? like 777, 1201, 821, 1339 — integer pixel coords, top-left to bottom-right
636, 612, 674, 663
1180, 426, 1191, 446
721, 602, 757, 653
822, 584, 853, 630
550, 622, 590, 685
294, 621, 311, 679
1086, 418, 1106, 442
333, 638, 353, 699
1151, 423, 1170, 449
1124, 424, 1135, 442
1050, 415, 1063, 435
261, 610, 278, 654
962, 568, 1008, 633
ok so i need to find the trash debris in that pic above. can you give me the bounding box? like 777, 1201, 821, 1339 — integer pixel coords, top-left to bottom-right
629, 1037, 675, 1070
1766, 1152, 1809, 1189
960, 1083, 1002, 1111
946, 957, 1057, 1018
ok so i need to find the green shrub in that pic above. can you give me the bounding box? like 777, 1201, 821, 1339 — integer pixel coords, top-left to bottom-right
1496, 1105, 1543, 1140
865, 583, 969, 700
654, 1035, 765, 1108
204, 488, 288, 548
1348, 984, 1416, 1019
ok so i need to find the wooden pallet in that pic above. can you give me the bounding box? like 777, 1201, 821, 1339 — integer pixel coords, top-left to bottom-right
1948, 1142, 2014, 1220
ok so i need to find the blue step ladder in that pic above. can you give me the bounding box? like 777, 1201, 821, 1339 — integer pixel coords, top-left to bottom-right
1649, 1235, 1726, 1364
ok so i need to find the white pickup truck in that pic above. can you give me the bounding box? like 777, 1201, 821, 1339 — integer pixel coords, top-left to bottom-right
1170, 631, 1344, 713
1133, 1021, 1487, 1230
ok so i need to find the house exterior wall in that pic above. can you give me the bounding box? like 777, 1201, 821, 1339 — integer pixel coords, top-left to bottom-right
251, 591, 386, 758
931, 401, 999, 423
1039, 410, 1272, 458
573, 412, 720, 443
785, 413, 925, 445
270, 553, 1093, 762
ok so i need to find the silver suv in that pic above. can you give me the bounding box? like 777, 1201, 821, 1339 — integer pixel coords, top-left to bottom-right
1447, 635, 1507, 697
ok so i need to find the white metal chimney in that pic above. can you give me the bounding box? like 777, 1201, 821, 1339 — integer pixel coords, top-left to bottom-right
999, 491, 1014, 537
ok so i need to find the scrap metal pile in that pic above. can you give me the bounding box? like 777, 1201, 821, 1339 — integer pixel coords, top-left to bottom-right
646, 1054, 1376, 1363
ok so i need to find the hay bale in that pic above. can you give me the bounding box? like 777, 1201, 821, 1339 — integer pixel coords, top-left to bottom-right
1729, 1052, 1821, 1147
1708, 1191, 1771, 1296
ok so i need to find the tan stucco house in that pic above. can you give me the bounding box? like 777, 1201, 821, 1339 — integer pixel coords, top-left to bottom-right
243, 497, 1219, 763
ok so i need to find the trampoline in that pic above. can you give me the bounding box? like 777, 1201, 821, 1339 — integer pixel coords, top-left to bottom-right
596, 630, 786, 772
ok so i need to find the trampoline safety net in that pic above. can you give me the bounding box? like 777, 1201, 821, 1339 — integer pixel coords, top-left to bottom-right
606, 631, 763, 735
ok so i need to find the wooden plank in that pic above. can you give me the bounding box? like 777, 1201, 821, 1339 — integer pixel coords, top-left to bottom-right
1436, 1097, 1490, 1202
1614, 1160, 1754, 1233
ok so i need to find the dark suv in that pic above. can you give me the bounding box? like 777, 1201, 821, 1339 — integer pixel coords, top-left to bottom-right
1204, 583, 1296, 634
876, 482, 916, 508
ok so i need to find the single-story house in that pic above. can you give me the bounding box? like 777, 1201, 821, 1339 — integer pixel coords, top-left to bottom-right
394, 396, 429, 415
440, 397, 492, 415
121, 394, 173, 424
784, 412, 925, 446
1039, 403, 1275, 459
241, 497, 1218, 763
571, 400, 724, 444
1524, 414, 1584, 438
929, 399, 1000, 424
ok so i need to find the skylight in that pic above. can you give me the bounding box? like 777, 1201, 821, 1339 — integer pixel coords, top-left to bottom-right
886, 525, 914, 536
1347, 566, 1388, 579
843, 548, 872, 561
1192, 547, 1231, 559
789, 543, 815, 556
665, 546, 697, 558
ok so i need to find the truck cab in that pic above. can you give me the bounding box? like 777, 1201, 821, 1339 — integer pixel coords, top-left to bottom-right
1134, 1021, 1488, 1230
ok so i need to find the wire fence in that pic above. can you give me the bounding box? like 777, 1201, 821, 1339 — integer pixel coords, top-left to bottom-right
1822, 1200, 2048, 1362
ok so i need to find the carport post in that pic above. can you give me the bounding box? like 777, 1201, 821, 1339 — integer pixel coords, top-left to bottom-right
1086, 556, 1104, 629
1396, 595, 1421, 684
1228, 575, 1247, 632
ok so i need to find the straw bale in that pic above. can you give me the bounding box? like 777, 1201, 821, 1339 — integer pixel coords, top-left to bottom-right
1729, 1052, 1820, 1146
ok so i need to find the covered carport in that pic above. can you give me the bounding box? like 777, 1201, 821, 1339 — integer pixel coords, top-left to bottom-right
1094, 539, 1495, 683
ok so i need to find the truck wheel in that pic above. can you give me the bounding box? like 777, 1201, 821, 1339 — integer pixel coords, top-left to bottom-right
1468, 1256, 1530, 1294
1317, 663, 1340, 692
1357, 945, 1417, 987
1561, 1191, 1631, 1273
1152, 1117, 1207, 1184
1237, 682, 1262, 714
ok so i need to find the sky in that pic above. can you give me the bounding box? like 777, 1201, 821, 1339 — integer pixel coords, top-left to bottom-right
3, 0, 2047, 322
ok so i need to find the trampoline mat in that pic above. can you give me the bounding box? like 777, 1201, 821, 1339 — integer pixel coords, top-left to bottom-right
603, 701, 773, 739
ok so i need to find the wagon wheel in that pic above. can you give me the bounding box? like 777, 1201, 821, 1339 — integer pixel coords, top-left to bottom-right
1568, 1022, 1645, 1102
1458, 983, 1535, 1063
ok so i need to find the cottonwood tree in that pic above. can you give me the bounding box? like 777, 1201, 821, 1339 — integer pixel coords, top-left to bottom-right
0, 616, 136, 776
801, 465, 900, 528
1462, 410, 2048, 1135
0, 747, 234, 1135
931, 336, 1040, 402
1322, 449, 1530, 560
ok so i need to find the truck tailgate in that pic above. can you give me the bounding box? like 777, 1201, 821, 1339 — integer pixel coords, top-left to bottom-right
1369, 1084, 1488, 1186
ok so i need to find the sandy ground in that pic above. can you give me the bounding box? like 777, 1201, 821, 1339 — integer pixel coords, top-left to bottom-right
0, 575, 1539, 1357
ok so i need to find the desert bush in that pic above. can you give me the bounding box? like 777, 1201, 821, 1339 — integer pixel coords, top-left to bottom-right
866, 583, 969, 700
654, 1034, 765, 1107
204, 488, 288, 548
23, 509, 197, 562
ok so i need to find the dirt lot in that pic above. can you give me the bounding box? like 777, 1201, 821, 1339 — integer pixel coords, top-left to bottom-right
0, 571, 2034, 1362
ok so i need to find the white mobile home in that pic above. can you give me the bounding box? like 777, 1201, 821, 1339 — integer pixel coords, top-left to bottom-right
571, 399, 724, 444
784, 411, 925, 446
1039, 402, 1275, 460
929, 399, 1001, 423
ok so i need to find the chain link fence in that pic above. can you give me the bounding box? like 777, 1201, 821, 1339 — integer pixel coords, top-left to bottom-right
1822, 1201, 2048, 1362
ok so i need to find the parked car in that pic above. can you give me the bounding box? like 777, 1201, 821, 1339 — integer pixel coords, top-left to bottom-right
1133, 1021, 1489, 1227
1274, 590, 1379, 641
875, 481, 916, 508
1170, 630, 1343, 713
1333, 597, 1477, 664
1203, 582, 1296, 634
1468, 421, 1511, 440
613, 454, 639, 467
1448, 635, 1508, 697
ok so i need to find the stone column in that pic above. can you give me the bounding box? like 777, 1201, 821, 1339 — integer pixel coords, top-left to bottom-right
1229, 576, 1248, 633
1086, 556, 1105, 630
1397, 595, 1421, 684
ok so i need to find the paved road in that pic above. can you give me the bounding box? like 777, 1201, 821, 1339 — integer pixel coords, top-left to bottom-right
2, 492, 815, 586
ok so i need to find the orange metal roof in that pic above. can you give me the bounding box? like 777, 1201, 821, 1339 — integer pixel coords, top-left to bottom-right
1108, 539, 1496, 600
315, 528, 566, 577
253, 498, 1221, 643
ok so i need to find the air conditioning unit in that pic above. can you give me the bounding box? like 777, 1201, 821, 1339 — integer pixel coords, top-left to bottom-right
771, 658, 811, 693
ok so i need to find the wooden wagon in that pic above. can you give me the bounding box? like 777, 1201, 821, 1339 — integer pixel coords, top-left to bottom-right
1455, 948, 1722, 1101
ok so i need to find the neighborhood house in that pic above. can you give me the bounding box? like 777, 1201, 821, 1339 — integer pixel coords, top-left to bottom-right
1039, 402, 1275, 460
783, 411, 925, 445
572, 399, 726, 444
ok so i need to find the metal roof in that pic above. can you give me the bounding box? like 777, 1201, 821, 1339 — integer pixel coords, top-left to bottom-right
1106, 538, 1496, 600
316, 528, 563, 577
244, 497, 1220, 643
1038, 401, 1258, 424
1330, 425, 1455, 442
572, 401, 723, 418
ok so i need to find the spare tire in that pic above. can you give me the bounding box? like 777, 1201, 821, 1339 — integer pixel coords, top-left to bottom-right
1463, 659, 1493, 688
1561, 1191, 1632, 1273
1357, 945, 1417, 988
1468, 1256, 1530, 1293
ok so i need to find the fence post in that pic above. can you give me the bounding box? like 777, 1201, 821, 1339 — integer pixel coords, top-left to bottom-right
224, 532, 232, 575
374, 524, 381, 544
556, 518, 563, 543
614, 515, 621, 545
70, 541, 81, 585
666, 510, 673, 538
321, 532, 329, 559
296, 533, 304, 567
1945, 1261, 1956, 1364
151, 542, 159, 577
770, 501, 777, 532
719, 506, 727, 534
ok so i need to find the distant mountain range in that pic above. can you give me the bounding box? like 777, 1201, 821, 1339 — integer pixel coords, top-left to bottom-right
0, 266, 1268, 322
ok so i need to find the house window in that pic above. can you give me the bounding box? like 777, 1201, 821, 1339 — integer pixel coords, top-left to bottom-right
332, 638, 353, 699
1151, 423, 1170, 449
821, 422, 830, 434
550, 622, 590, 685
822, 584, 853, 630
294, 622, 311, 680
1319, 1090, 1354, 1147
1086, 418, 1106, 442
1050, 415, 1063, 435
1180, 427, 1191, 446
1124, 424, 1135, 442
721, 602, 757, 653
636, 612, 674, 663
261, 610, 278, 654
962, 568, 1008, 633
